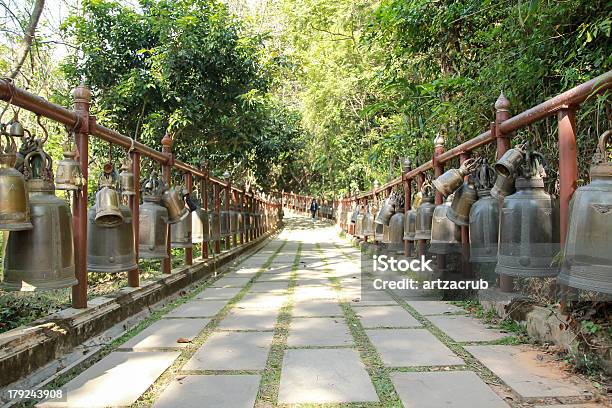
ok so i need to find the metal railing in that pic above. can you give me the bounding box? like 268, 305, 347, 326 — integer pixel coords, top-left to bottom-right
0, 79, 281, 308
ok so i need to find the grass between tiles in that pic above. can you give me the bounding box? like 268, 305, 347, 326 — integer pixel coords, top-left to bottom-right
24, 239, 286, 408
254, 242, 301, 408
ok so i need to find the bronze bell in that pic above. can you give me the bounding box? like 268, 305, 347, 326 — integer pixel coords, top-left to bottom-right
192, 208, 210, 243
220, 210, 230, 237
139, 174, 169, 259
55, 135, 84, 191
118, 156, 135, 196
229, 209, 239, 234
558, 131, 612, 294
3, 146, 77, 290
88, 203, 137, 273
0, 134, 32, 230
430, 195, 461, 254
171, 212, 193, 248
162, 186, 189, 224
355, 205, 364, 236
495, 144, 526, 177
403, 208, 417, 241
388, 210, 405, 253
490, 172, 516, 199
469, 163, 499, 263
414, 184, 436, 240
9, 118, 25, 138
94, 168, 124, 227
447, 176, 478, 226
362, 205, 375, 237
375, 193, 397, 225
433, 158, 480, 196
496, 151, 560, 277
210, 211, 221, 240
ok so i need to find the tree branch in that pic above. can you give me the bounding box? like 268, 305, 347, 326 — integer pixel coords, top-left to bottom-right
8, 0, 45, 79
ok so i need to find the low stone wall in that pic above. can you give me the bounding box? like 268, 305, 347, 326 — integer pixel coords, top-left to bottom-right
0, 230, 276, 387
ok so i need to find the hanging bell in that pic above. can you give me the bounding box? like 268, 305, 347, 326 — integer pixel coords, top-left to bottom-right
0, 134, 32, 230
447, 176, 478, 226
490, 172, 516, 199
8, 116, 25, 138
433, 158, 480, 196
161, 186, 189, 224
558, 131, 612, 294
192, 208, 210, 243
414, 184, 436, 240
430, 195, 461, 254
496, 151, 560, 277
403, 208, 417, 242
171, 212, 193, 248
94, 167, 124, 227
88, 203, 137, 273
388, 210, 405, 253
229, 209, 239, 234
220, 210, 230, 237
139, 174, 169, 259
495, 144, 525, 177
375, 193, 397, 225
210, 211, 221, 240
362, 205, 375, 237
469, 162, 499, 263
55, 144, 84, 191
3, 146, 76, 290
118, 156, 135, 196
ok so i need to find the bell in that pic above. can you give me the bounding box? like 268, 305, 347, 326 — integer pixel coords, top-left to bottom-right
447, 177, 478, 226
403, 208, 417, 241
433, 158, 480, 196
220, 210, 230, 237
3, 147, 77, 290
118, 156, 135, 196
161, 186, 189, 224
94, 170, 123, 227
382, 223, 391, 244
354, 205, 364, 236
55, 146, 84, 191
88, 204, 138, 273
375, 193, 397, 225
362, 205, 375, 237
495, 144, 525, 177
496, 151, 560, 277
414, 184, 436, 240
9, 118, 25, 138
558, 131, 612, 294
350, 205, 360, 224
388, 210, 405, 253
430, 195, 461, 254
210, 211, 221, 240
229, 209, 239, 234
490, 172, 516, 199
139, 174, 169, 259
0, 135, 32, 230
469, 163, 499, 263
171, 212, 193, 248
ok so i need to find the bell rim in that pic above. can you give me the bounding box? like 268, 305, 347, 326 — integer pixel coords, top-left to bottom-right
1, 276, 78, 291
0, 221, 34, 231
55, 183, 82, 191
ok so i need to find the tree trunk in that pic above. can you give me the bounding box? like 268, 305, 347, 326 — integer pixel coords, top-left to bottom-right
8, 0, 45, 79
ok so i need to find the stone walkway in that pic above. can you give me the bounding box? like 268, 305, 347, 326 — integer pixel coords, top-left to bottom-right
38, 215, 601, 408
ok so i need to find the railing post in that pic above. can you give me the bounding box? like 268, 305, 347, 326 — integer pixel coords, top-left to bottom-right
128, 150, 140, 287
433, 134, 446, 274
232, 189, 239, 247
403, 158, 412, 257
214, 183, 221, 253
240, 190, 245, 245
459, 152, 473, 278
417, 173, 426, 257
71, 84, 90, 309
200, 161, 208, 260
185, 172, 193, 266
557, 107, 578, 246
161, 133, 173, 274
495, 92, 514, 292
223, 174, 231, 250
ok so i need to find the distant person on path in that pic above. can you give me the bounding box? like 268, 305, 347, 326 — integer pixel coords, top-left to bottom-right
310, 199, 318, 219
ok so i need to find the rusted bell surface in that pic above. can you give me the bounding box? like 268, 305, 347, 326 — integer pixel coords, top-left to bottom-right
0, 135, 32, 230
403, 208, 417, 241
389, 210, 405, 253
139, 177, 169, 259
414, 185, 435, 240
162, 186, 189, 224
55, 148, 84, 191
171, 212, 193, 248
558, 131, 612, 294
447, 178, 478, 226
430, 196, 461, 254
469, 163, 499, 263
88, 204, 138, 273
496, 152, 560, 278
3, 148, 76, 290
95, 171, 123, 227
433, 158, 480, 196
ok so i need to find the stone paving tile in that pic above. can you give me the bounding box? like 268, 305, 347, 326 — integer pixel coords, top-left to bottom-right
120, 318, 210, 350
428, 315, 508, 342
278, 349, 379, 404
195, 287, 242, 300
294, 285, 338, 300
391, 371, 509, 408
406, 300, 465, 315
225, 267, 260, 277
534, 405, 602, 408
292, 300, 343, 317
235, 293, 287, 310
217, 308, 279, 330
153, 375, 261, 408
287, 317, 352, 347
255, 273, 292, 281
38, 351, 180, 407
183, 331, 274, 370
465, 345, 592, 398
164, 300, 228, 318
248, 280, 289, 293
210, 276, 252, 288
355, 305, 422, 328
366, 329, 463, 367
